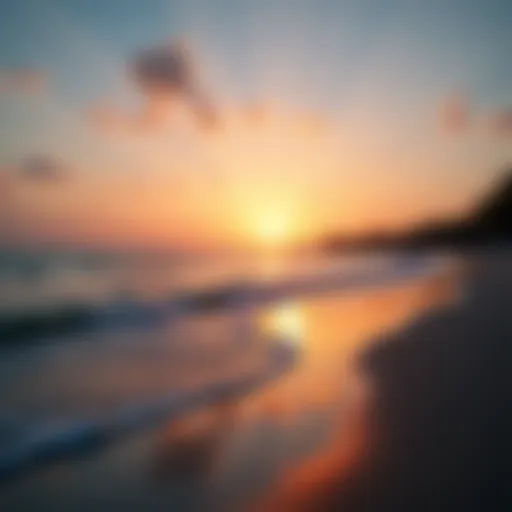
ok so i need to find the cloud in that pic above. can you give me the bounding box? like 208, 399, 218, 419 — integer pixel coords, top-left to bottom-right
89, 40, 334, 142
90, 41, 218, 134
0, 69, 46, 95
20, 155, 68, 182
0, 155, 68, 204
88, 102, 137, 133
0, 171, 13, 199
439, 94, 512, 139
489, 108, 512, 137
243, 103, 270, 128
439, 96, 470, 134
131, 41, 194, 97
88, 96, 175, 134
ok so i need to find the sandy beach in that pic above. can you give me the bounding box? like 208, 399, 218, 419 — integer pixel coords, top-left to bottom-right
266, 250, 512, 511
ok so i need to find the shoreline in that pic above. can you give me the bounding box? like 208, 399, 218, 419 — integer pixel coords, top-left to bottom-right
264, 250, 512, 511
0, 253, 447, 347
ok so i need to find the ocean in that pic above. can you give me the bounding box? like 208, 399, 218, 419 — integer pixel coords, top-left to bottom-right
0, 249, 457, 510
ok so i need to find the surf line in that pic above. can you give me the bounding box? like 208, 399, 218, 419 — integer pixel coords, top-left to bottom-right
0, 334, 299, 481
0, 254, 448, 481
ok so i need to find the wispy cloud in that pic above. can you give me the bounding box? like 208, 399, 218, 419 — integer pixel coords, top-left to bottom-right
0, 154, 69, 207
439, 96, 469, 134
489, 109, 512, 137
439, 95, 512, 139
0, 171, 12, 200
90, 41, 217, 134
21, 155, 68, 182
0, 69, 46, 95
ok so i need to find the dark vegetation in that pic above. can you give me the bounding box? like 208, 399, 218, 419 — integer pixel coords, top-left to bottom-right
322, 169, 512, 252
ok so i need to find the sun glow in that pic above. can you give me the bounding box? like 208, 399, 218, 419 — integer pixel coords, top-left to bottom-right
204, 104, 342, 248
266, 303, 304, 346
254, 211, 292, 247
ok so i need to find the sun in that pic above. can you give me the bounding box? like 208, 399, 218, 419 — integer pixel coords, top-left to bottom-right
255, 213, 291, 247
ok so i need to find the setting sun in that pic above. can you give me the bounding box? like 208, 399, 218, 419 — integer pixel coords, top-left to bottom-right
254, 212, 291, 247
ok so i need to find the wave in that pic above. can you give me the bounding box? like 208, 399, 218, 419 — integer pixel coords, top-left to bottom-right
0, 254, 448, 346
0, 254, 449, 480
0, 340, 297, 481
0, 282, 250, 345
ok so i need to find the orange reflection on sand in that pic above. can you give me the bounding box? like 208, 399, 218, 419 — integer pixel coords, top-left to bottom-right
254, 272, 458, 510
258, 372, 373, 512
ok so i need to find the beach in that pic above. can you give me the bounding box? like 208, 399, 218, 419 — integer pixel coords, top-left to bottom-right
0, 252, 456, 510
265, 249, 512, 511
2, 2, 511, 509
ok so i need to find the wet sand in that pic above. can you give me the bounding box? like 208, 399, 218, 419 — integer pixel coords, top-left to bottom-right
267, 251, 512, 511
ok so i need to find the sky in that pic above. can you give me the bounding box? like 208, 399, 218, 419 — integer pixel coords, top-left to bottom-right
0, 0, 511, 250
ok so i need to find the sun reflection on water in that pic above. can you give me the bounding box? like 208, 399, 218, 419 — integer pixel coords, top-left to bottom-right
263, 302, 304, 347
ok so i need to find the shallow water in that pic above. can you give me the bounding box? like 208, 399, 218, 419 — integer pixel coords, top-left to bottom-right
0, 252, 459, 510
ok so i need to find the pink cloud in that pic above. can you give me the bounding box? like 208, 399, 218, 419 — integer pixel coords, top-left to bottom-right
489, 108, 512, 137
0, 68, 46, 95
439, 96, 470, 134
0, 171, 13, 198
0, 155, 69, 185
21, 155, 68, 182
89, 41, 218, 134
88, 97, 176, 133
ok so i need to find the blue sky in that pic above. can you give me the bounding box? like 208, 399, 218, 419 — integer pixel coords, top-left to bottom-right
1, 0, 510, 102
0, 0, 511, 247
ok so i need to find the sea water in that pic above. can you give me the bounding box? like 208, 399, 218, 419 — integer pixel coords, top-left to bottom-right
0, 249, 457, 510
